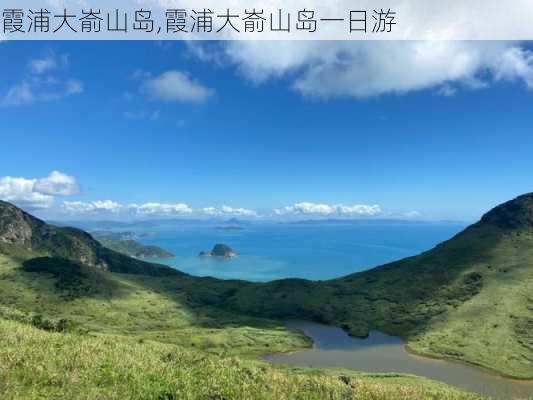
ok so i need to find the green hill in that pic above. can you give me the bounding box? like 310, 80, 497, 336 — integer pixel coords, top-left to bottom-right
0, 200, 180, 276
217, 194, 533, 378
1, 195, 532, 398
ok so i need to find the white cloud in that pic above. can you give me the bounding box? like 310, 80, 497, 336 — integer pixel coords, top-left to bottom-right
29, 56, 58, 74
212, 41, 533, 98
34, 171, 79, 196
491, 46, 533, 88
275, 202, 381, 217
2, 53, 83, 106
0, 176, 53, 210
335, 204, 383, 216
275, 202, 336, 216
3, 83, 34, 106
402, 210, 423, 218
128, 202, 193, 215
0, 171, 78, 210
201, 207, 218, 216
58, 202, 254, 218
23, 196, 388, 220
200, 205, 258, 217
437, 84, 457, 97
141, 70, 213, 103
62, 200, 123, 214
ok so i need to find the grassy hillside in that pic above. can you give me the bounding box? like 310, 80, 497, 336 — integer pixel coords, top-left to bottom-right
0, 195, 532, 397
0, 200, 180, 277
215, 221, 533, 378
158, 223, 531, 378
0, 254, 306, 358
0, 253, 481, 399
0, 318, 480, 400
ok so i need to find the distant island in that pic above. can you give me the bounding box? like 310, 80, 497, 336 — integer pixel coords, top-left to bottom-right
199, 243, 236, 258
90, 231, 153, 241
214, 225, 244, 231
92, 231, 174, 259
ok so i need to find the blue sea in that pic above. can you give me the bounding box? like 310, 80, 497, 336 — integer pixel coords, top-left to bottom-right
136, 221, 466, 282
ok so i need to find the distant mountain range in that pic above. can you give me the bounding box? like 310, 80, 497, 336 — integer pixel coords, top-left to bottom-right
289, 218, 466, 225
48, 217, 465, 231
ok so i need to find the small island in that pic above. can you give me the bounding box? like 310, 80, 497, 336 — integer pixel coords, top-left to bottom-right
199, 243, 237, 258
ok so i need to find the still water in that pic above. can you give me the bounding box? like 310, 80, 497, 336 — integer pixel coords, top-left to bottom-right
265, 320, 533, 399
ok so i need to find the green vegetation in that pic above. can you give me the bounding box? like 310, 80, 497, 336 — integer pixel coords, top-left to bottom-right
97, 238, 174, 259
0, 318, 479, 400
218, 224, 533, 378
1, 195, 533, 398
0, 254, 306, 358
0, 253, 479, 399
0, 200, 180, 276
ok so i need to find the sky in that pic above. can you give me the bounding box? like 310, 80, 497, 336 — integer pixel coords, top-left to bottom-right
1, 40, 533, 222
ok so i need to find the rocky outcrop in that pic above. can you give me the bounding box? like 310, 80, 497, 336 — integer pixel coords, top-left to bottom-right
199, 243, 236, 258
0, 201, 181, 277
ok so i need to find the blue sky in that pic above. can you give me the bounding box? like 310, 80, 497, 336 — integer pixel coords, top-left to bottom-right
1, 40, 533, 221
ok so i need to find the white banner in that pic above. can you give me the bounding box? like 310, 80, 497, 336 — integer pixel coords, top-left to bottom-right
1, 0, 533, 40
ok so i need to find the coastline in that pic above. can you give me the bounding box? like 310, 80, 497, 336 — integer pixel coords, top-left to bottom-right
265, 320, 533, 384
404, 343, 533, 382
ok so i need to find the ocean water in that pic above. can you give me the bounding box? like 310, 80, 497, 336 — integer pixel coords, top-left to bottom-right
138, 222, 466, 281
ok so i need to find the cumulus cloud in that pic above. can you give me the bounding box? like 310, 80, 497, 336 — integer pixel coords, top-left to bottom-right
34, 171, 78, 196
491, 46, 533, 88
128, 202, 193, 215
335, 204, 383, 216
196, 41, 533, 98
62, 200, 123, 214
0, 171, 78, 210
2, 53, 83, 106
141, 70, 214, 103
57, 201, 260, 218
275, 202, 381, 217
0, 176, 54, 210
201, 205, 258, 217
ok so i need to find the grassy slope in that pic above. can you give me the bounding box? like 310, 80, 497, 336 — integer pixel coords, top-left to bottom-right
218, 224, 533, 378
0, 318, 479, 400
409, 231, 533, 378
1, 223, 531, 380
0, 254, 479, 400
0, 196, 532, 398
0, 254, 306, 358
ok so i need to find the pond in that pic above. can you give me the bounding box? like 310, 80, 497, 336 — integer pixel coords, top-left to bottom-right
264, 320, 533, 399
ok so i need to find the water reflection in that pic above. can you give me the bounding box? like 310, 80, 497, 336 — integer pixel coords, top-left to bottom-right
265, 321, 533, 399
